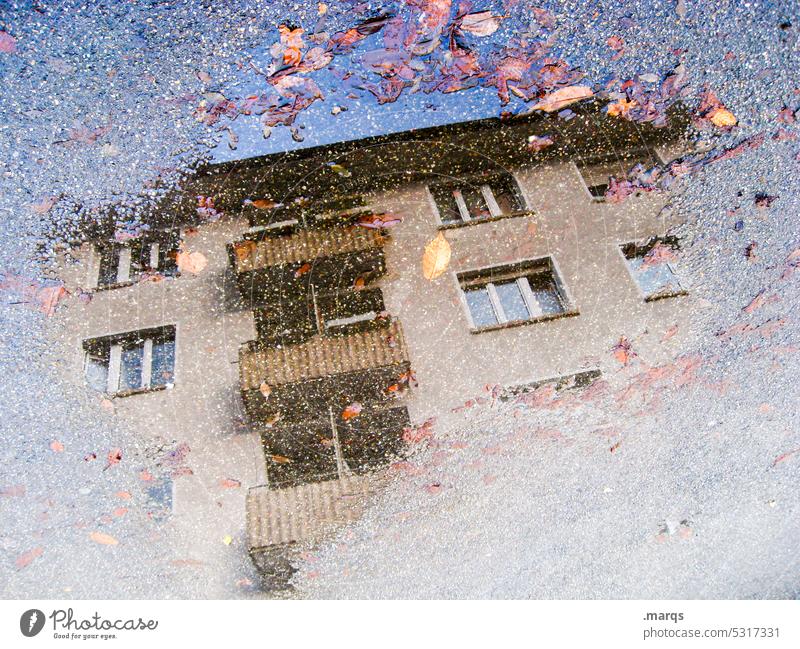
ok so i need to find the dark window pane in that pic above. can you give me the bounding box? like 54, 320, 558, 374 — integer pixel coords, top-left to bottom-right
97, 245, 121, 286
460, 185, 491, 220
119, 342, 144, 391
431, 185, 464, 224
150, 338, 175, 387
490, 174, 524, 214
464, 286, 497, 328
527, 272, 564, 315
587, 183, 608, 199
84, 340, 110, 392
494, 280, 529, 321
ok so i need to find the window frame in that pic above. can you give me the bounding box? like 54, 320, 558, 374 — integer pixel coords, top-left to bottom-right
90, 229, 181, 290
618, 237, 688, 302
572, 149, 663, 203
456, 257, 578, 333
427, 171, 529, 229
82, 325, 177, 396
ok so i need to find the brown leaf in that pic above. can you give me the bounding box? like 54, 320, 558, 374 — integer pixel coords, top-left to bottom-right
459, 11, 502, 37
270, 454, 293, 464
532, 86, 594, 113
421, 232, 451, 280
259, 382, 272, 400
233, 240, 257, 262
220, 478, 241, 488
89, 531, 119, 546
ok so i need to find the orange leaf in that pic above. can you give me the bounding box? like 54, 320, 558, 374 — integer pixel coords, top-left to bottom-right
175, 248, 208, 274
421, 232, 451, 280
116, 491, 132, 499
342, 402, 363, 420
270, 454, 293, 464
50, 440, 64, 452
112, 507, 128, 517
532, 86, 594, 112
89, 531, 119, 546
220, 478, 241, 488
233, 240, 257, 262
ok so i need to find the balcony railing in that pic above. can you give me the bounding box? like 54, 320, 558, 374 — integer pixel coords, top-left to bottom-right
232, 226, 385, 275
239, 320, 407, 391
246, 473, 387, 550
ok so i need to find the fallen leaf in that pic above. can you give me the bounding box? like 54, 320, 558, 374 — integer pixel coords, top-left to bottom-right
220, 478, 241, 489
459, 11, 503, 37
50, 440, 64, 452
89, 531, 119, 546
104, 448, 122, 470
0, 31, 16, 53
772, 447, 800, 467
139, 470, 154, 481
270, 454, 293, 464
259, 382, 272, 399
611, 337, 636, 366
328, 162, 351, 177
422, 232, 451, 280
15, 547, 43, 570
247, 198, 282, 209
112, 507, 128, 517
710, 108, 737, 128
116, 491, 132, 500
30, 196, 59, 214
294, 262, 312, 278
222, 535, 233, 546
342, 402, 363, 420
532, 86, 593, 113
233, 240, 257, 263
175, 247, 208, 274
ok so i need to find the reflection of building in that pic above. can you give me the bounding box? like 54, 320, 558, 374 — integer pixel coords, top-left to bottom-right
53, 109, 692, 591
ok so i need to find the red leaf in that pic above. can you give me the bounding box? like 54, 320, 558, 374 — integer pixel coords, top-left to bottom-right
15, 547, 43, 570
220, 478, 241, 489
341, 402, 363, 420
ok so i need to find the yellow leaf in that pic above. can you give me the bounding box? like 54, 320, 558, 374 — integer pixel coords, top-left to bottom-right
89, 531, 119, 546
532, 86, 594, 113
422, 232, 451, 280
222, 535, 233, 546
711, 108, 737, 127
175, 247, 208, 274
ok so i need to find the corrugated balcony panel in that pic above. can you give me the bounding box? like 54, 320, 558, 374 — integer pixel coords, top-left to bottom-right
232, 226, 386, 274
235, 247, 386, 305
241, 363, 411, 426
239, 319, 408, 391
246, 473, 387, 550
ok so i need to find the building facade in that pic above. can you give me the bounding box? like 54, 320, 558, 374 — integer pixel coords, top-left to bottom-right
52, 109, 693, 590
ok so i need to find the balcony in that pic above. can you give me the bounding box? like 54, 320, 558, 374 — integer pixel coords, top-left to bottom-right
246, 473, 388, 588
231, 227, 387, 302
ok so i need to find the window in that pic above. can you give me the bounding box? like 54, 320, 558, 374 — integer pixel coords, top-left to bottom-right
621, 238, 685, 301
429, 171, 525, 226
575, 154, 656, 202
458, 258, 572, 331
95, 229, 180, 288
83, 326, 176, 395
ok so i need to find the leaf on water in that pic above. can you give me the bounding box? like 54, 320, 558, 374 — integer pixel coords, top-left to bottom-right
233, 240, 257, 262
342, 402, 363, 420
710, 108, 737, 128
175, 247, 208, 274
89, 531, 119, 546
50, 440, 64, 452
294, 262, 312, 278
422, 232, 451, 280
611, 337, 636, 366
220, 478, 241, 488
246, 198, 283, 209
0, 31, 17, 54
104, 448, 122, 470
222, 535, 233, 546
30, 196, 59, 214
459, 11, 503, 37
259, 382, 272, 399
15, 547, 43, 570
328, 162, 352, 177
270, 454, 293, 464
532, 86, 594, 112
527, 134, 554, 152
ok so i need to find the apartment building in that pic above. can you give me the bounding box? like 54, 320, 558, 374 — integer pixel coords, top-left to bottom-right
52, 108, 692, 590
